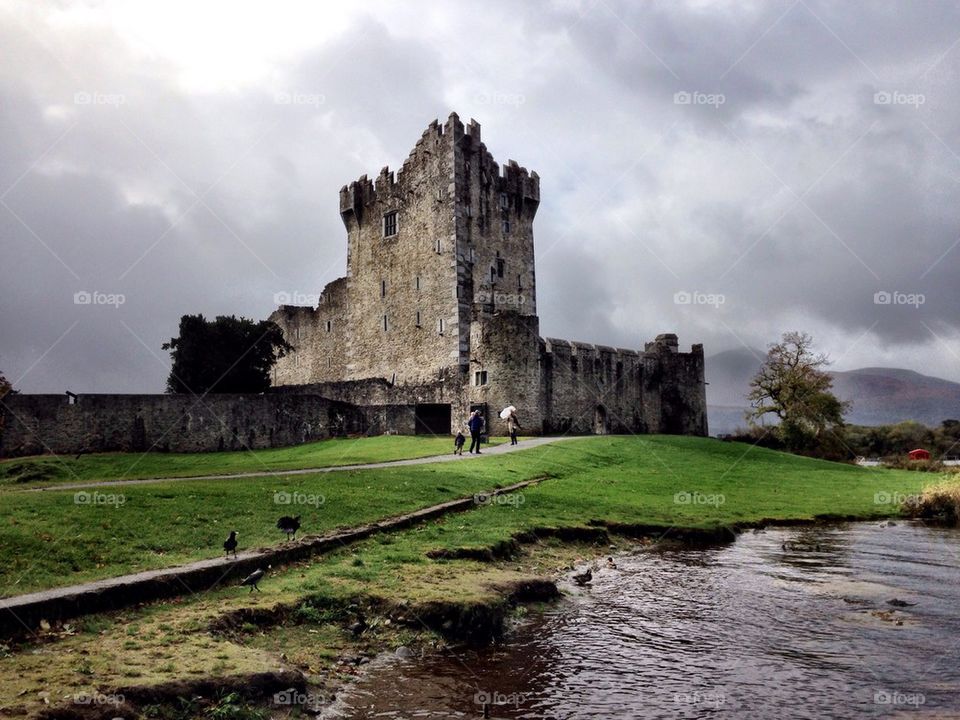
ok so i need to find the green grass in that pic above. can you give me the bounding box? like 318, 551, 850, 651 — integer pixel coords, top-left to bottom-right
0, 436, 927, 598
0, 435, 501, 489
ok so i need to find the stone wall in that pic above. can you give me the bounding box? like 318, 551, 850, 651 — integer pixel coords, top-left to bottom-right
0, 393, 364, 458
540, 333, 708, 436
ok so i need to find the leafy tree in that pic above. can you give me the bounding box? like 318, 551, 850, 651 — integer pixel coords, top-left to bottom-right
747, 331, 849, 451
162, 315, 292, 394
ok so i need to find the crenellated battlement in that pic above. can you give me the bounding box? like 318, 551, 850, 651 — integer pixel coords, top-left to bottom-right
272, 112, 705, 438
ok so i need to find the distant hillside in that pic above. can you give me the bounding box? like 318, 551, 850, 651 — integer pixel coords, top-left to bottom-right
706, 349, 960, 435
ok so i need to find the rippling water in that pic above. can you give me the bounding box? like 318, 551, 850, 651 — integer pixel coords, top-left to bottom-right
324, 522, 960, 719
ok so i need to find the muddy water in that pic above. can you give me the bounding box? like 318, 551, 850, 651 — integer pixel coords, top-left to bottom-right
322, 522, 960, 719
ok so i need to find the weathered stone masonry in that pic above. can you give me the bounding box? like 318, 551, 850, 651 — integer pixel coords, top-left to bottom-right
0, 393, 365, 458
270, 113, 708, 437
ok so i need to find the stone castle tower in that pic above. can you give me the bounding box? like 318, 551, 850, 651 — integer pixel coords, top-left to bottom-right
270, 113, 707, 437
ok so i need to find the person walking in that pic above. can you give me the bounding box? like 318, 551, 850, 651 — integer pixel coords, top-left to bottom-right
467, 410, 484, 454
507, 411, 521, 446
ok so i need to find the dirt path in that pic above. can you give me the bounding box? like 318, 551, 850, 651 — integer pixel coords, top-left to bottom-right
23, 435, 585, 492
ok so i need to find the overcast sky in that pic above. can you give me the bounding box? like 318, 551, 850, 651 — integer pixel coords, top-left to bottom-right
2, 0, 959, 393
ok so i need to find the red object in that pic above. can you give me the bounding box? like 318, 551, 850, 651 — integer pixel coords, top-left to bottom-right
908, 448, 931, 460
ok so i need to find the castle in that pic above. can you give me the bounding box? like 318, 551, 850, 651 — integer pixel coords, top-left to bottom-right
268, 113, 707, 437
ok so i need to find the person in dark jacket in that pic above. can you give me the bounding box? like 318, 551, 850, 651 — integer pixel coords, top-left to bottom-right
467, 410, 484, 454
507, 411, 521, 445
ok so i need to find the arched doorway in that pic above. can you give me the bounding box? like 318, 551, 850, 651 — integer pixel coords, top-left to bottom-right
594, 405, 607, 435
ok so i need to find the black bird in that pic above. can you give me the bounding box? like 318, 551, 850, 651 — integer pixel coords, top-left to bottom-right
277, 515, 301, 541
572, 568, 592, 586
223, 530, 239, 558
240, 568, 265, 592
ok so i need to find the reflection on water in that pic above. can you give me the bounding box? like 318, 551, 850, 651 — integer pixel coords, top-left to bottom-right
323, 522, 960, 719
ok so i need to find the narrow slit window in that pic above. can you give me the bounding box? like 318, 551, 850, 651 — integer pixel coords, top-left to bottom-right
438, 318, 445, 335
497, 258, 505, 278
435, 238, 442, 254
381, 279, 387, 298
382, 315, 388, 332
416, 311, 422, 327
415, 275, 421, 291
326, 320, 332, 332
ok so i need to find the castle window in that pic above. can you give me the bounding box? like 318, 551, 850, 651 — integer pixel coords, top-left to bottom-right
416, 311, 422, 327
415, 275, 421, 291
435, 238, 442, 254
475, 370, 488, 386
382, 314, 388, 332
502, 219, 510, 234
497, 258, 505, 278
438, 318, 445, 335
381, 279, 387, 298
437, 188, 444, 201
517, 274, 522, 290
490, 267, 497, 283
326, 320, 332, 332
383, 211, 398, 238
500, 193, 509, 209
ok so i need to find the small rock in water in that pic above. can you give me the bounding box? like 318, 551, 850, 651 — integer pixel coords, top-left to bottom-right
395, 645, 414, 658
887, 598, 916, 607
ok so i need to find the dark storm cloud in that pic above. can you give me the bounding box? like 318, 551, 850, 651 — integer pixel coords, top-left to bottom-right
1, 0, 959, 392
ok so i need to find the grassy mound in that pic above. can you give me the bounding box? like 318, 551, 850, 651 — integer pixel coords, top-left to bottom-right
0, 435, 496, 488
0, 436, 923, 597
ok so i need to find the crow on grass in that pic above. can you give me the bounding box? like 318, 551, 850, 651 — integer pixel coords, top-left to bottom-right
277, 515, 301, 541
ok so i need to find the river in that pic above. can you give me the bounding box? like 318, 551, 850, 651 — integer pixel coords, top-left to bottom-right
322, 521, 960, 718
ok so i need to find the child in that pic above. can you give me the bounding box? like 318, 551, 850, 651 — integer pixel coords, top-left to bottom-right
454, 430, 466, 455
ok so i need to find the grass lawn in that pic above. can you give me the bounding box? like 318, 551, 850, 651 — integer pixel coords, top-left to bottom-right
0, 435, 505, 489
0, 436, 929, 597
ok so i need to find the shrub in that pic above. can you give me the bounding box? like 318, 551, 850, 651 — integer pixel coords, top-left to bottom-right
902, 478, 960, 525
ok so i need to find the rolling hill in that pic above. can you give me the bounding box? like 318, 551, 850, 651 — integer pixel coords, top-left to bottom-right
706, 348, 960, 435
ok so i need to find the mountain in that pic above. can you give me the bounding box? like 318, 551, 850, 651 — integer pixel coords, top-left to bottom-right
705, 349, 960, 435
